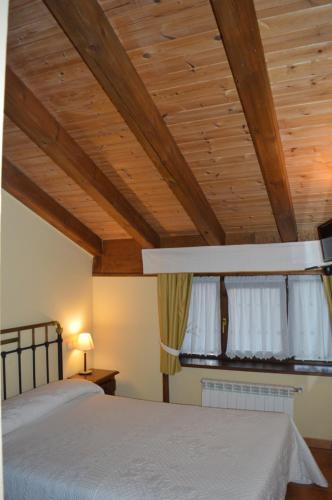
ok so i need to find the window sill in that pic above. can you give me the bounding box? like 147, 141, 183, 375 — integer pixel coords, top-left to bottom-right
180, 357, 332, 377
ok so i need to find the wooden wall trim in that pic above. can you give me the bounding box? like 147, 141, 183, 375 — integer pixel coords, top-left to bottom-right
162, 374, 170, 403
305, 438, 332, 450
2, 157, 103, 256
43, 0, 225, 246
210, 0, 297, 243
5, 67, 159, 249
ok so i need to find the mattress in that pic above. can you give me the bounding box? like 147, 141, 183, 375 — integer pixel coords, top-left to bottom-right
2, 380, 327, 500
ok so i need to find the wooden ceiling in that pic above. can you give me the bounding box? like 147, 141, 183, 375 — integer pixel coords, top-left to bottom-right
3, 0, 332, 257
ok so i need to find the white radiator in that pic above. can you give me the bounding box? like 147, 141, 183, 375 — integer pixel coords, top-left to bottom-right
201, 379, 302, 417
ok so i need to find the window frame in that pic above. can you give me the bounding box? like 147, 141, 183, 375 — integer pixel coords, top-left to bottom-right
180, 272, 332, 376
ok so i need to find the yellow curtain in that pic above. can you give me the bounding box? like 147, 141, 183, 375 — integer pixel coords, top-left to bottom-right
158, 273, 193, 375
322, 274, 332, 324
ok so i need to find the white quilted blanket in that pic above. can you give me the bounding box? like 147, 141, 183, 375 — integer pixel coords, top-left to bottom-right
3, 389, 327, 500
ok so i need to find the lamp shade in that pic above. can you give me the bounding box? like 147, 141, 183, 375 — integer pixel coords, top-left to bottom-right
76, 332, 94, 352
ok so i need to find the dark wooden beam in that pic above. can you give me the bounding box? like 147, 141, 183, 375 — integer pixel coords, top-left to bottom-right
43, 0, 225, 246
5, 67, 159, 249
2, 157, 103, 256
93, 239, 143, 276
92, 236, 207, 276
210, 0, 297, 243
160, 235, 205, 248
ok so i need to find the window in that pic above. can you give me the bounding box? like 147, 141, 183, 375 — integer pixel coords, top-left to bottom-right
288, 276, 332, 361
181, 274, 332, 371
225, 276, 289, 360
181, 276, 221, 356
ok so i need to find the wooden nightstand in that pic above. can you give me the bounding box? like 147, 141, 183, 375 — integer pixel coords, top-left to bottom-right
70, 369, 119, 395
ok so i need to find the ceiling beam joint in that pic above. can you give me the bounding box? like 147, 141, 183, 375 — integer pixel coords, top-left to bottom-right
2, 157, 103, 256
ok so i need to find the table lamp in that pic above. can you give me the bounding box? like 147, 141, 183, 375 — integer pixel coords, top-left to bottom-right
77, 332, 94, 375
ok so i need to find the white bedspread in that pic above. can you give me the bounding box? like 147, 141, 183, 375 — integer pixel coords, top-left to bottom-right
3, 387, 327, 500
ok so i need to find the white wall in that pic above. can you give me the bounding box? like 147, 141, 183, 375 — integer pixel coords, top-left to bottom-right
93, 277, 162, 402
93, 276, 332, 440
1, 192, 94, 386
169, 368, 332, 441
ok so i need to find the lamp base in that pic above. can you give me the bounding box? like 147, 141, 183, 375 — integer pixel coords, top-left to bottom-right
79, 369, 93, 376
79, 351, 92, 376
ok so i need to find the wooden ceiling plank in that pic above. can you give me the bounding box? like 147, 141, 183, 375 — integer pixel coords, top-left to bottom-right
5, 67, 159, 249
210, 0, 298, 242
43, 0, 225, 246
2, 157, 103, 256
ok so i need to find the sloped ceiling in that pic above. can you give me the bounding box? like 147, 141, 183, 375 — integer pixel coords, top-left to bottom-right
3, 0, 332, 248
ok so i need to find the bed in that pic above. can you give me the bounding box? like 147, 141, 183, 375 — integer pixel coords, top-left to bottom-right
1, 321, 328, 500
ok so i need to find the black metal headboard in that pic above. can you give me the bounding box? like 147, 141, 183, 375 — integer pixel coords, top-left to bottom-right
0, 321, 63, 400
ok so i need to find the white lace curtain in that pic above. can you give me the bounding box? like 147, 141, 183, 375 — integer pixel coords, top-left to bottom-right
288, 275, 332, 361
181, 276, 221, 355
225, 276, 289, 360
182, 274, 332, 361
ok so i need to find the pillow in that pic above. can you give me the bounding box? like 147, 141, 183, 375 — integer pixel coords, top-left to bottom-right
2, 379, 103, 436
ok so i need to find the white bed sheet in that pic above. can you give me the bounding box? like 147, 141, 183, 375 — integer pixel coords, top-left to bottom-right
3, 391, 327, 500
